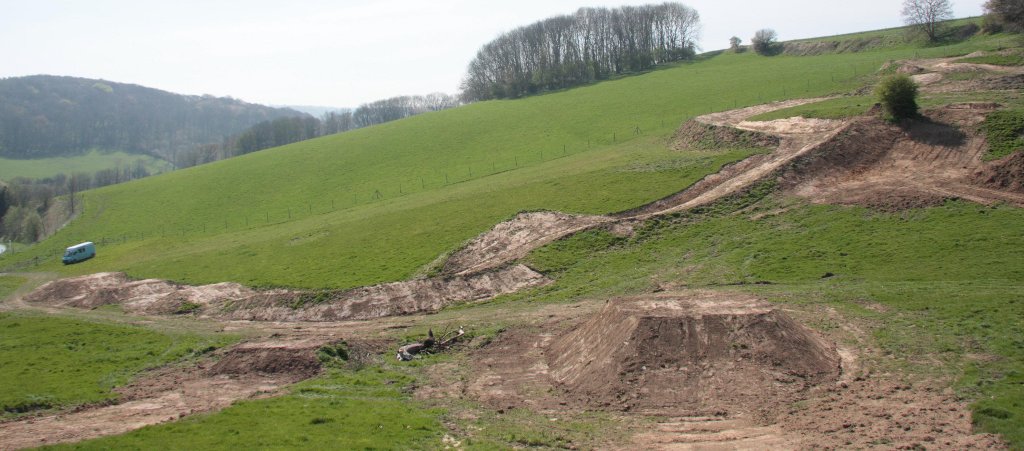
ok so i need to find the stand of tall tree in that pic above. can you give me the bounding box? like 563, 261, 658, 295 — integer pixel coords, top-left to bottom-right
461, 3, 701, 101
0, 162, 150, 243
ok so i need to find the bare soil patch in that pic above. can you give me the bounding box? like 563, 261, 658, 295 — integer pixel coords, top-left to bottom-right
441, 211, 609, 276
670, 120, 779, 151
462, 291, 1005, 450
23, 264, 549, 322
974, 151, 1024, 193
780, 106, 1024, 209
468, 291, 840, 417
546, 292, 840, 415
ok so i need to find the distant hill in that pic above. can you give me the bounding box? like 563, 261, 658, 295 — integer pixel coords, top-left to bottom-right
280, 105, 352, 117
0, 75, 308, 161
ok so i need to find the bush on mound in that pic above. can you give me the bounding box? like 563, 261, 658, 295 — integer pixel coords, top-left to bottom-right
876, 74, 920, 121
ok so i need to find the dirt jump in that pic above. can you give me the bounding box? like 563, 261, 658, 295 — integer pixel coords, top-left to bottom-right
546, 293, 841, 414
463, 291, 1004, 450
6, 66, 1021, 448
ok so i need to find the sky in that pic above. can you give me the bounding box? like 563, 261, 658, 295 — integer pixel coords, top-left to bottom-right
0, 0, 986, 108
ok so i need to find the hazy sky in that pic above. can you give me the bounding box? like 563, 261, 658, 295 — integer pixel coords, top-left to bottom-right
1, 0, 986, 108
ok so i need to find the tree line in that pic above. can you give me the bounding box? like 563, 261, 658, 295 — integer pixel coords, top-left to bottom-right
174, 93, 461, 167
0, 75, 306, 162
0, 161, 152, 243
461, 2, 701, 101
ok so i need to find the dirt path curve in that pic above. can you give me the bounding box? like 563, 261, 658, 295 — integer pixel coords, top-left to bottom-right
0, 373, 289, 451
626, 416, 794, 450
446, 98, 845, 276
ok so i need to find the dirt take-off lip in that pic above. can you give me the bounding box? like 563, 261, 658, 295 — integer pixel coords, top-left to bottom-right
546, 292, 841, 414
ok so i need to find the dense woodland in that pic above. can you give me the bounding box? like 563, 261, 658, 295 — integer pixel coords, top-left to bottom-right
461, 3, 701, 101
0, 75, 307, 162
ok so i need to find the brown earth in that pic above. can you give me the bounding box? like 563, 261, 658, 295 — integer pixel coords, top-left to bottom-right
886, 54, 1024, 94
546, 293, 840, 415
441, 211, 610, 276
780, 105, 1024, 209
23, 264, 549, 322
670, 120, 779, 151
461, 290, 1005, 450
974, 150, 1024, 193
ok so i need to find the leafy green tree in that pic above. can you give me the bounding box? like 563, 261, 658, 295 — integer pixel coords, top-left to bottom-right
984, 0, 1024, 32
729, 36, 743, 52
876, 74, 920, 120
751, 29, 779, 55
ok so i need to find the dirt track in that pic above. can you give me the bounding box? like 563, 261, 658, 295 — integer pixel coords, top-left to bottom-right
5, 82, 1021, 448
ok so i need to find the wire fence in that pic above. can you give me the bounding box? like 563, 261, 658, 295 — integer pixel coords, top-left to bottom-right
1, 63, 883, 272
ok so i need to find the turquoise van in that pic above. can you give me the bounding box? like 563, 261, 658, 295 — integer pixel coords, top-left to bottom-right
62, 242, 96, 265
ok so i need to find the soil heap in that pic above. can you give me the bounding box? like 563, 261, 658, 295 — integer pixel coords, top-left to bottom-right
546, 292, 840, 414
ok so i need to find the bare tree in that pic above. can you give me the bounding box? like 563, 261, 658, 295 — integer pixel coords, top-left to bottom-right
902, 0, 955, 42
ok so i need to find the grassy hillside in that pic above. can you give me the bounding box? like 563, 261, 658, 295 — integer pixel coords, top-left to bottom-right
0, 150, 173, 181
3, 29, 1015, 290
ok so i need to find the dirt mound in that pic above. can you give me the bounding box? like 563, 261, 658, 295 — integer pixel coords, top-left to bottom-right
780, 107, 1024, 209
208, 340, 324, 378
782, 37, 885, 56
24, 265, 549, 322
441, 211, 609, 275
670, 120, 779, 151
224, 264, 549, 321
545, 292, 840, 414
974, 151, 1024, 193
23, 272, 271, 315
736, 117, 845, 135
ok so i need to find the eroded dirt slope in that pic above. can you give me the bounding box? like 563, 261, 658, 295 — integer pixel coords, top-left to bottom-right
781, 105, 1024, 209
24, 264, 549, 322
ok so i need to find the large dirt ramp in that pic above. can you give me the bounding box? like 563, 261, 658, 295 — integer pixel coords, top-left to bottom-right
547, 292, 840, 413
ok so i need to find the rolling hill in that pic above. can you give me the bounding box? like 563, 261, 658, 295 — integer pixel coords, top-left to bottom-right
2, 17, 1024, 448
0, 75, 307, 162
2, 28, 1016, 290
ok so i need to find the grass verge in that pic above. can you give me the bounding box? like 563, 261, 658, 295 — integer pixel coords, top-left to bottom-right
0, 312, 235, 418
47, 366, 444, 450
982, 109, 1024, 160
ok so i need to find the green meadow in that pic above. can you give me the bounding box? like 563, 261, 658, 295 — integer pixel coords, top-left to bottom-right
3, 28, 1017, 290
0, 150, 173, 181
0, 311, 234, 418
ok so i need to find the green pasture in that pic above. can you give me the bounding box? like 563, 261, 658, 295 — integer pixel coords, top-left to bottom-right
4, 30, 1017, 289
0, 311, 234, 418
0, 150, 173, 181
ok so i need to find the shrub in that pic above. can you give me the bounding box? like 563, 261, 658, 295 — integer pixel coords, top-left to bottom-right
174, 301, 201, 315
875, 74, 919, 120
751, 29, 780, 56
